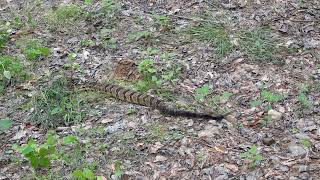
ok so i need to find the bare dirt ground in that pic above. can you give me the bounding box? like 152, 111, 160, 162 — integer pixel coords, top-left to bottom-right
0, 0, 320, 179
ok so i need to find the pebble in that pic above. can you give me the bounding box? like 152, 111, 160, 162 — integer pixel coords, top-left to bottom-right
262, 137, 275, 146
105, 122, 124, 134
279, 165, 289, 172
289, 177, 299, 180
268, 109, 282, 121
215, 174, 228, 180
154, 155, 167, 162
288, 144, 307, 156
316, 128, 320, 136
298, 172, 309, 180
198, 126, 220, 138
298, 165, 308, 173
294, 133, 310, 140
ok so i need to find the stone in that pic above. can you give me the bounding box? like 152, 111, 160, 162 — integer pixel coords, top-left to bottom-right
294, 133, 310, 140
268, 109, 282, 121
288, 144, 307, 157
298, 165, 308, 173
198, 126, 220, 138
262, 137, 275, 146
154, 155, 167, 162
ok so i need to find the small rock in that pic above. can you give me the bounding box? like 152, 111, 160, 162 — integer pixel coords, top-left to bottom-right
11, 130, 27, 140
198, 126, 220, 138
294, 133, 310, 140
298, 172, 309, 180
105, 122, 124, 134
101, 117, 113, 124
268, 109, 282, 121
67, 37, 79, 44
215, 174, 228, 180
154, 155, 167, 162
288, 144, 307, 156
279, 165, 289, 172
289, 176, 299, 180
298, 165, 308, 173
225, 114, 237, 124
316, 128, 320, 136
180, 137, 191, 146
225, 163, 238, 172
303, 38, 320, 49
82, 50, 90, 59
215, 165, 230, 174
187, 120, 194, 127
111, 174, 120, 180
262, 137, 275, 146
303, 125, 317, 132
149, 142, 163, 154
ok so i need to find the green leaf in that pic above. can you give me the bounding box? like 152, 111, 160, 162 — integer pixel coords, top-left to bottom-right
39, 147, 49, 157
249, 100, 263, 107
39, 47, 50, 56
249, 145, 258, 154
255, 154, 264, 161
0, 118, 13, 131
83, 168, 95, 179
240, 152, 249, 158
221, 92, 233, 100
50, 107, 62, 115
261, 91, 284, 103
28, 154, 39, 168
96, 176, 104, 180
21, 145, 35, 155
72, 169, 85, 179
63, 135, 78, 144
114, 160, 122, 177
38, 157, 50, 167
195, 84, 211, 100
46, 134, 57, 146
3, 70, 11, 79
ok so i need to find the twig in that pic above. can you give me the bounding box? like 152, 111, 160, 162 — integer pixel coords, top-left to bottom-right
290, 19, 320, 22
169, 14, 210, 23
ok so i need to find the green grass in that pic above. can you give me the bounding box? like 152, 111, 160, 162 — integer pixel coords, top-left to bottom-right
30, 77, 85, 128
0, 55, 28, 94
46, 4, 83, 30
16, 38, 50, 60
261, 90, 285, 103
128, 31, 153, 43
0, 31, 9, 49
146, 123, 184, 142
153, 14, 172, 31
186, 23, 233, 57
98, 28, 118, 49
239, 27, 278, 62
100, 0, 119, 15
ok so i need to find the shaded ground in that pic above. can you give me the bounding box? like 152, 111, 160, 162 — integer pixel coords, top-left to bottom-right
0, 0, 320, 179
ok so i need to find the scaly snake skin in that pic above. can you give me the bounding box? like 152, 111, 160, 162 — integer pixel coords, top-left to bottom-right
82, 79, 225, 121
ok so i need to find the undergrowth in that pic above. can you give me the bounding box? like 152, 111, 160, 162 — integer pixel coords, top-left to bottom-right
46, 4, 84, 31
0, 55, 28, 94
185, 23, 233, 57
16, 38, 50, 60
239, 27, 279, 62
30, 77, 85, 128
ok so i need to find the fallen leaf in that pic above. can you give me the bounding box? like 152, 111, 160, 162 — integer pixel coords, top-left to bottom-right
149, 142, 164, 154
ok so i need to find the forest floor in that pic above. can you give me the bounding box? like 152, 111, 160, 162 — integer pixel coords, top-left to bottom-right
0, 0, 320, 179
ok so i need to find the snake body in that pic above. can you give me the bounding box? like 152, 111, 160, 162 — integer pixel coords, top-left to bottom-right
84, 80, 225, 121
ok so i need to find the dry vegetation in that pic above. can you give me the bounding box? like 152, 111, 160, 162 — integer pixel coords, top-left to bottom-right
0, 0, 319, 179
